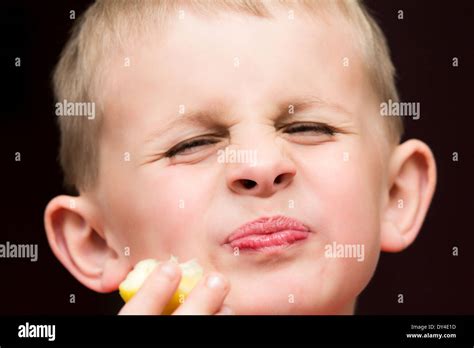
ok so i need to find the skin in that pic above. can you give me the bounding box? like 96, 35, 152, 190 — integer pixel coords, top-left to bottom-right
44, 7, 436, 315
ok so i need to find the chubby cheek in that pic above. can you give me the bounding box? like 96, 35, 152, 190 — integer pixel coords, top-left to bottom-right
101, 163, 218, 264
317, 146, 381, 247
319, 143, 382, 295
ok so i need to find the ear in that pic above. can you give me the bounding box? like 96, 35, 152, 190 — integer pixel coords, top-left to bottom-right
44, 195, 129, 293
381, 139, 437, 252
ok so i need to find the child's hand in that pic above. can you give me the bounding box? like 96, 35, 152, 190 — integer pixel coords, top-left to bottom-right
118, 261, 233, 315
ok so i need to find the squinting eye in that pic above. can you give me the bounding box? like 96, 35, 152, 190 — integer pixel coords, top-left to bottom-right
165, 138, 219, 157
284, 122, 336, 136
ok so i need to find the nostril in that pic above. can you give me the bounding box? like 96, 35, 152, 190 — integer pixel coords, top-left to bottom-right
274, 174, 284, 185
241, 179, 257, 189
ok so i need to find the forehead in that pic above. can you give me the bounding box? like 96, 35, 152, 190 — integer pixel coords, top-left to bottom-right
102, 7, 377, 134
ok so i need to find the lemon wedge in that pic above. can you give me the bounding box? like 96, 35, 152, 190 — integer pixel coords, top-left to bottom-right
119, 255, 203, 314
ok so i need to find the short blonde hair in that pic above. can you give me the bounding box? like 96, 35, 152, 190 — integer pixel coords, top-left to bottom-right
53, 0, 403, 192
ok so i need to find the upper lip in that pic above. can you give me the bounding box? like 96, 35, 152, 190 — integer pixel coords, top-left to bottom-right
226, 215, 310, 243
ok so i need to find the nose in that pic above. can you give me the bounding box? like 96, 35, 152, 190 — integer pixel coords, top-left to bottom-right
225, 144, 296, 198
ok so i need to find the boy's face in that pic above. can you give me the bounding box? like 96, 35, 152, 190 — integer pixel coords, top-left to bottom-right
96, 9, 388, 314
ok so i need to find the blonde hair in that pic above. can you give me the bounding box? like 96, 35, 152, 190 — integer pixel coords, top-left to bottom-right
53, 0, 403, 192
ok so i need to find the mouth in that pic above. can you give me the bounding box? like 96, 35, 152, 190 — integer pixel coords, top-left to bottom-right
224, 215, 311, 253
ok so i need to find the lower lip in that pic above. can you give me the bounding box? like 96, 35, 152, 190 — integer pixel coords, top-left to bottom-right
228, 230, 310, 252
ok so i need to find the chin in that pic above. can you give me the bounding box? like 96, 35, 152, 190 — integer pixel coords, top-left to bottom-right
228, 295, 356, 315
224, 267, 361, 315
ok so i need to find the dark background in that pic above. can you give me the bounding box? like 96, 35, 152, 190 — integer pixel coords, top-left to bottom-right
0, 0, 472, 315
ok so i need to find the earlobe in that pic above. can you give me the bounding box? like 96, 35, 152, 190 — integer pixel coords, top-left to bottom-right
44, 195, 128, 293
380, 139, 437, 252
380, 219, 407, 252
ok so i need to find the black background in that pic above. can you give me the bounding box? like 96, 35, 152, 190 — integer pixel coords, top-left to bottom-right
0, 0, 472, 315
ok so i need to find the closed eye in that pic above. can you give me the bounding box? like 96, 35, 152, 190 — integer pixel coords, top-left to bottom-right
165, 137, 220, 157
283, 122, 337, 136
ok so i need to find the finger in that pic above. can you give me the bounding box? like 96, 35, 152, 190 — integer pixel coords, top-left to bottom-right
119, 261, 181, 315
173, 272, 230, 315
215, 304, 235, 315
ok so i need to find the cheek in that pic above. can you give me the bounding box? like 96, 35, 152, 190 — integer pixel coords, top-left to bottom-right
295, 143, 383, 294
301, 142, 382, 244
102, 164, 221, 261
324, 162, 380, 243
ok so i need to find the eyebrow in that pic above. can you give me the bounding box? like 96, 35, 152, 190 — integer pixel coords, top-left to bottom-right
143, 106, 227, 145
275, 95, 352, 123
145, 95, 351, 144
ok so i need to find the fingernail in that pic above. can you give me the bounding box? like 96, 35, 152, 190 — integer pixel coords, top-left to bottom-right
160, 262, 178, 280
206, 274, 225, 289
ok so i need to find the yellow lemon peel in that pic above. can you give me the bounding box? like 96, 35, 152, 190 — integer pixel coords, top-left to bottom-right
119, 255, 203, 314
